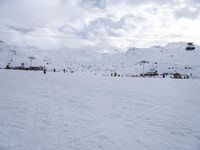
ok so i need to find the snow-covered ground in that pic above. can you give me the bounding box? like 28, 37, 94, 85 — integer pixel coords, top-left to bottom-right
0, 70, 200, 150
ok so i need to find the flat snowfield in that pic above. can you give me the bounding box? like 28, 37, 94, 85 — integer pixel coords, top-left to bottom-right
0, 70, 200, 150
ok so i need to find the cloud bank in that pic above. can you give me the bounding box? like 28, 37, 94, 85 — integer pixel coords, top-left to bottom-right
0, 0, 200, 50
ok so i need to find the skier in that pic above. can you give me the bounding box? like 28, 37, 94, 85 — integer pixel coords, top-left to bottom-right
43, 68, 46, 74
163, 74, 165, 78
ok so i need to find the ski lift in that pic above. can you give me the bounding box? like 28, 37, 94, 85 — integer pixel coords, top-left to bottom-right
186, 42, 195, 51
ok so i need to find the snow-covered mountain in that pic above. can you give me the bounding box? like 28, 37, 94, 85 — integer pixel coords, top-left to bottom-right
103, 42, 200, 75
0, 40, 200, 76
0, 40, 103, 68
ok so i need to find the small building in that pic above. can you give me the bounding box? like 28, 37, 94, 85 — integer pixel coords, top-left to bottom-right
29, 66, 44, 71
173, 73, 182, 79
186, 42, 195, 51
13, 65, 44, 71
5, 64, 12, 69
14, 66, 25, 70
140, 70, 159, 77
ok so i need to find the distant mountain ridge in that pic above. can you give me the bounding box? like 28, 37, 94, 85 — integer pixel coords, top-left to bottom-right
0, 40, 200, 75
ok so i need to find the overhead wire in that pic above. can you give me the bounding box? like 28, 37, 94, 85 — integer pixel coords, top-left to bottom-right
0, 30, 199, 40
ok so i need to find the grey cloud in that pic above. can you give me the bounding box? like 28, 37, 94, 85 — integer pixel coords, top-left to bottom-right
175, 7, 200, 19
106, 0, 176, 7
81, 0, 106, 9
186, 0, 200, 4
79, 0, 177, 10
81, 15, 143, 37
8, 26, 34, 33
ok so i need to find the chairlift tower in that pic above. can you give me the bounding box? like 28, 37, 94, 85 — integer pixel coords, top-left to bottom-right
7, 50, 16, 65
138, 61, 150, 76
28, 57, 35, 66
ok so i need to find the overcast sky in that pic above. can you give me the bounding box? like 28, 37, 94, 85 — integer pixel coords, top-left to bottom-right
0, 0, 200, 50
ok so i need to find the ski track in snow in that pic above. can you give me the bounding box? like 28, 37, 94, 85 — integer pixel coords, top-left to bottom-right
0, 70, 200, 150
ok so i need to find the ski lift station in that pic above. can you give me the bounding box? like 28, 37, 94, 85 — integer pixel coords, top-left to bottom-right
186, 42, 195, 51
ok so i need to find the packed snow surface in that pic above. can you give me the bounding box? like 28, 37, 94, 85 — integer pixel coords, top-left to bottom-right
0, 70, 200, 150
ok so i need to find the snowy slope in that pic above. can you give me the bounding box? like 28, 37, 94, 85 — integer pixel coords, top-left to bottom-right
100, 42, 200, 76
0, 40, 200, 75
0, 70, 200, 150
0, 40, 103, 68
